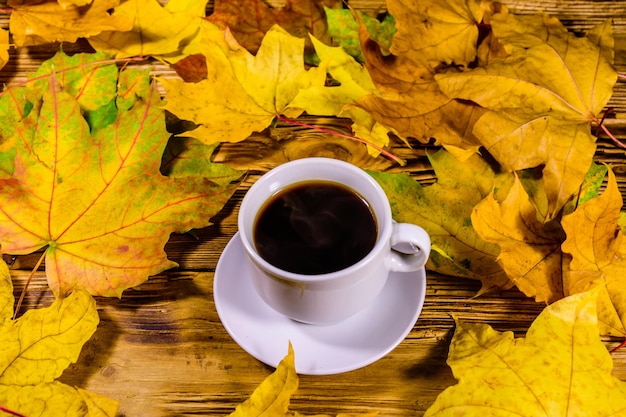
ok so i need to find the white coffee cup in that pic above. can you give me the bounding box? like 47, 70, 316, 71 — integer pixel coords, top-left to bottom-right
238, 157, 430, 325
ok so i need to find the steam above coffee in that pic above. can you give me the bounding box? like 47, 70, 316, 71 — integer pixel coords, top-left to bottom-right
253, 180, 377, 275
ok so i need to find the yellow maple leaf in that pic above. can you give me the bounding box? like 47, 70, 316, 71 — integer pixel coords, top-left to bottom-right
356, 0, 494, 159
0, 267, 119, 416
436, 14, 617, 220
562, 168, 626, 336
57, 0, 92, 8
88, 0, 207, 59
0, 261, 10, 323
9, 0, 133, 47
290, 35, 401, 157
425, 289, 626, 416
230, 344, 377, 417
471, 176, 565, 304
160, 25, 326, 145
389, 0, 492, 68
230, 344, 298, 417
0, 29, 8, 72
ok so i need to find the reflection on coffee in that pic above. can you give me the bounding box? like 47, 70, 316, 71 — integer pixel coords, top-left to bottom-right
253, 180, 377, 275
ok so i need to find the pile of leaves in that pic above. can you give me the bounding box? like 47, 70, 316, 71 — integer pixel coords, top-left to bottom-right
1, 0, 626, 415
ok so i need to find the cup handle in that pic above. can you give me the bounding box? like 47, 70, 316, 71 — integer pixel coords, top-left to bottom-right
388, 222, 431, 272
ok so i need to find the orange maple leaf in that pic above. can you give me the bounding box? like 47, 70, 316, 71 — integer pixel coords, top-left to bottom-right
562, 168, 626, 336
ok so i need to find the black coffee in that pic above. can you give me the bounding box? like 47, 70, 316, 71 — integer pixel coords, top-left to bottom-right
253, 180, 377, 275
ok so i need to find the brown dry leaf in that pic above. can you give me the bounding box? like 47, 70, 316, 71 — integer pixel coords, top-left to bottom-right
471, 176, 565, 304
436, 14, 617, 220
9, 0, 133, 47
424, 289, 626, 416
562, 168, 626, 336
206, 0, 341, 54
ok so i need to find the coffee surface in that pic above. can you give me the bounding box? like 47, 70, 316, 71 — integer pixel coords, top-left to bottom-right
253, 181, 377, 275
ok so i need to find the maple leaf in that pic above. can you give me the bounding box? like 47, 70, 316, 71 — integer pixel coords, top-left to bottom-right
31, 51, 119, 112
424, 289, 626, 416
289, 35, 400, 157
471, 176, 566, 304
466, 161, 606, 304
325, 7, 396, 63
561, 168, 626, 337
0, 55, 242, 297
161, 138, 244, 185
88, 0, 208, 60
58, 0, 93, 8
0, 267, 119, 416
369, 149, 513, 293
230, 343, 378, 417
206, 0, 340, 55
0, 29, 8, 71
356, 0, 493, 160
436, 14, 617, 220
9, 0, 133, 47
389, 0, 491, 68
159, 25, 326, 145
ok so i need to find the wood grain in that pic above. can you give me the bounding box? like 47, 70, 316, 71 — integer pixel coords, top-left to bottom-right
3, 1, 626, 416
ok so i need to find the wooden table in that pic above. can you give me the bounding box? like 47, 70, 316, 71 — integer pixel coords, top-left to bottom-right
5, 1, 626, 416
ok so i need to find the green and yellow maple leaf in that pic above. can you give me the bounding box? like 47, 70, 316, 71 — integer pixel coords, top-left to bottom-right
0, 54, 242, 297
424, 289, 626, 416
9, 0, 133, 47
324, 7, 396, 63
0, 266, 119, 417
436, 14, 617, 220
160, 25, 326, 145
31, 51, 119, 112
562, 168, 626, 337
88, 0, 208, 59
370, 149, 513, 293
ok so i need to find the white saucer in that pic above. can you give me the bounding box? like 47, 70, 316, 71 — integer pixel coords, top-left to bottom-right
213, 232, 426, 375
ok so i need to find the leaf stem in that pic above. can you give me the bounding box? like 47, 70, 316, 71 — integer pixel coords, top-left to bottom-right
275, 114, 406, 165
598, 123, 626, 150
12, 251, 46, 320
0, 405, 27, 417
610, 339, 626, 354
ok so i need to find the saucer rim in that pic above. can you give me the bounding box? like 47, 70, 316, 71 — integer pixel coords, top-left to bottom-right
213, 232, 426, 375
